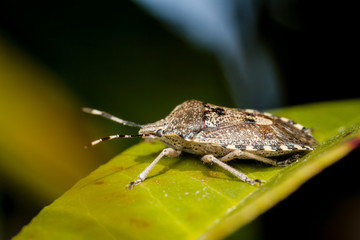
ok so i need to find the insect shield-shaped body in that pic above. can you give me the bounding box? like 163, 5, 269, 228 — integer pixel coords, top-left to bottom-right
84, 100, 318, 189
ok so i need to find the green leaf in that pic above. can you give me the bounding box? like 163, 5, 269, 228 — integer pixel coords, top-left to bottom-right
14, 99, 360, 240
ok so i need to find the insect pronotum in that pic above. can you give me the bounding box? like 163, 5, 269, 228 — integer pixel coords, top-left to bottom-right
83, 100, 318, 189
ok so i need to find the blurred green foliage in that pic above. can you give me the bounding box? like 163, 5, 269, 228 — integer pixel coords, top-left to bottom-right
0, 37, 108, 202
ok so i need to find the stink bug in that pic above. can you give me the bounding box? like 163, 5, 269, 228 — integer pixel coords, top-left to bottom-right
83, 100, 318, 189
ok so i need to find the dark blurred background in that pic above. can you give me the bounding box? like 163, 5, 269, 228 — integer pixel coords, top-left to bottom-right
0, 0, 358, 239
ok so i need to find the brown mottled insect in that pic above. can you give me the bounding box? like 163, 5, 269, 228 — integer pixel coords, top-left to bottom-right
83, 100, 318, 189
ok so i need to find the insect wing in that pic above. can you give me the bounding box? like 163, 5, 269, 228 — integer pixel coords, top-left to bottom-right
194, 118, 317, 152
193, 124, 279, 147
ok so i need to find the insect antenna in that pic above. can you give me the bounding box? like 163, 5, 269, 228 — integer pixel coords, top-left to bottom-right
85, 134, 151, 148
82, 107, 144, 128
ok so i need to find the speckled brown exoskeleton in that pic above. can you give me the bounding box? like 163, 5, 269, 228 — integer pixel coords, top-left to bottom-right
83, 100, 318, 189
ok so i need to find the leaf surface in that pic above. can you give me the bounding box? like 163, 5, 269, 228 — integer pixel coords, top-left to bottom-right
14, 99, 360, 240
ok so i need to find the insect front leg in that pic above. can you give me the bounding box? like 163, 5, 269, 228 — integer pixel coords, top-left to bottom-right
201, 154, 264, 186
127, 148, 181, 190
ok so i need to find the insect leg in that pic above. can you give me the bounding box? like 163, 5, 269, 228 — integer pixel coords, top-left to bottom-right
220, 149, 299, 167
240, 151, 301, 166
275, 154, 301, 166
127, 148, 181, 190
201, 154, 264, 186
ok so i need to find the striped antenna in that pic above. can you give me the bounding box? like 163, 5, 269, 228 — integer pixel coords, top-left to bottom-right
85, 134, 150, 148
82, 107, 144, 128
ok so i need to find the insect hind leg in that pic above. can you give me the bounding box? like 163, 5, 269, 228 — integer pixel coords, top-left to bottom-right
201, 154, 264, 186
220, 149, 300, 167
275, 154, 301, 166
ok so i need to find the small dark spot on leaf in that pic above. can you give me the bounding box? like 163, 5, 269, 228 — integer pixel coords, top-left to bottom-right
342, 130, 354, 138
187, 211, 199, 221
112, 166, 124, 172
128, 218, 151, 229
209, 171, 222, 177
93, 180, 104, 185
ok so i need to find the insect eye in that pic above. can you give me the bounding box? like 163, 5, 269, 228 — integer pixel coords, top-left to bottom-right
155, 129, 162, 137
